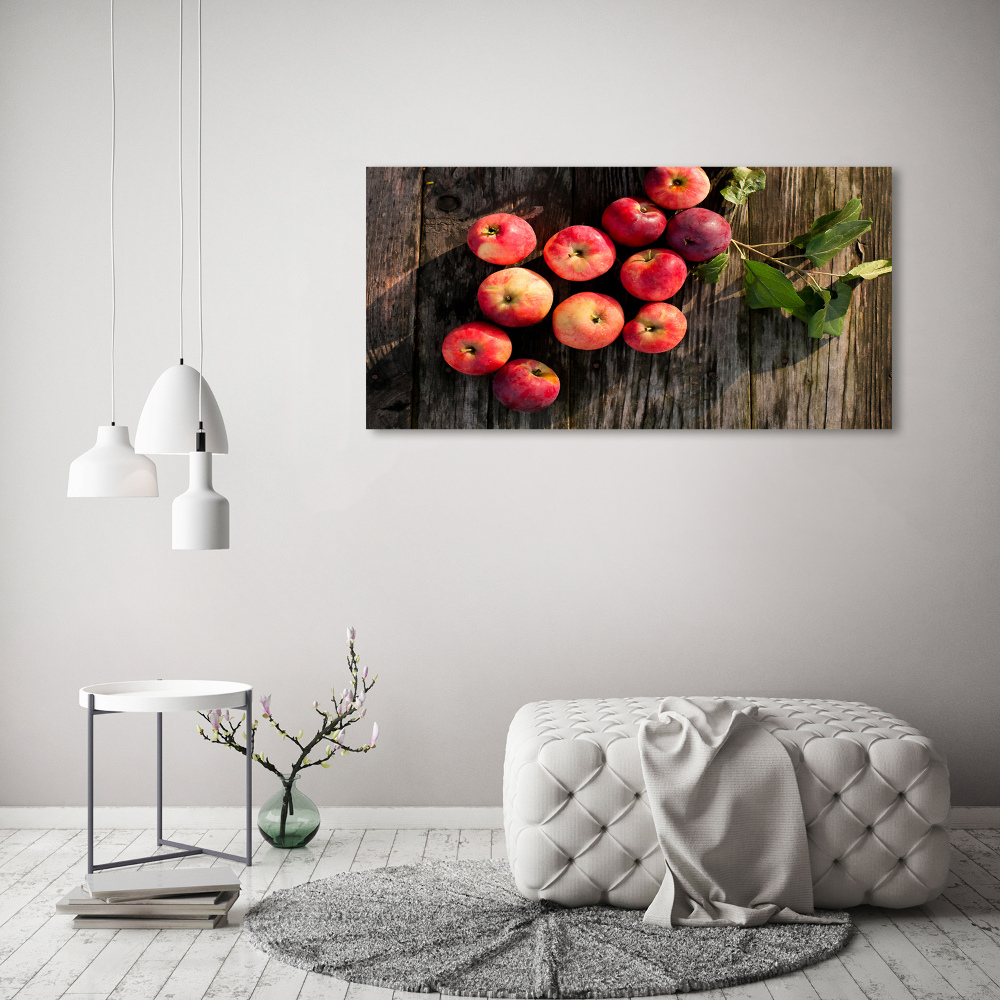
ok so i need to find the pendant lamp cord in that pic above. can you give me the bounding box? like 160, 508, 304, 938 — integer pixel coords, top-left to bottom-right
110, 0, 117, 426
178, 0, 184, 366
197, 0, 205, 435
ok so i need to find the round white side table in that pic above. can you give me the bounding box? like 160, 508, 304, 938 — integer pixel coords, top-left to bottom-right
80, 680, 253, 873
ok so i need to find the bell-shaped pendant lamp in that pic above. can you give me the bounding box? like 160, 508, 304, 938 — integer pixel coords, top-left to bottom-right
172, 435, 229, 549
69, 425, 158, 497
144, 0, 229, 550
134, 363, 228, 455
68, 0, 158, 499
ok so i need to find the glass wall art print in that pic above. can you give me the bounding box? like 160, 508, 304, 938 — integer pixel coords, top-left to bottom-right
366, 167, 891, 430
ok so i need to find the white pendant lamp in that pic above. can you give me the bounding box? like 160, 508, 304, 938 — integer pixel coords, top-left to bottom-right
135, 0, 229, 548
134, 363, 227, 454
173, 448, 229, 549
69, 426, 158, 498
68, 0, 158, 499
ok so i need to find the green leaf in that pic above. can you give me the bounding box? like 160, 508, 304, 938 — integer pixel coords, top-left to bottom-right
720, 166, 766, 206
790, 285, 829, 324
822, 281, 853, 336
805, 281, 853, 338
805, 219, 872, 266
843, 258, 892, 280
744, 260, 805, 312
790, 198, 863, 247
807, 309, 826, 339
694, 252, 730, 283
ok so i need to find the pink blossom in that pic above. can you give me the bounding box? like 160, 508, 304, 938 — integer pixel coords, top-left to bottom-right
370, 722, 379, 746
260, 694, 272, 718
207, 709, 222, 732
347, 626, 356, 643
362, 666, 368, 680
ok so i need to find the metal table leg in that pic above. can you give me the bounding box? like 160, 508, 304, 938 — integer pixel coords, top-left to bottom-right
245, 688, 253, 866
156, 711, 163, 846
88, 698, 254, 871
87, 694, 94, 874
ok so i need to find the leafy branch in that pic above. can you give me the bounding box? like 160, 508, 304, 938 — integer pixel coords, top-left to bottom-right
694, 170, 891, 339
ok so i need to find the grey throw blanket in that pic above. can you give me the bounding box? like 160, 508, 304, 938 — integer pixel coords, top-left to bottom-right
638, 696, 848, 928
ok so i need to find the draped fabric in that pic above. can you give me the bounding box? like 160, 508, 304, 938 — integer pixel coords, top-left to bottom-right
639, 696, 848, 928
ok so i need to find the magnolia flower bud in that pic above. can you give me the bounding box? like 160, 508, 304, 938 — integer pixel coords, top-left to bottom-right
347, 626, 356, 643
371, 722, 380, 746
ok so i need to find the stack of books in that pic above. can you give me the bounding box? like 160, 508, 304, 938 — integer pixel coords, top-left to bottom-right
57, 866, 241, 929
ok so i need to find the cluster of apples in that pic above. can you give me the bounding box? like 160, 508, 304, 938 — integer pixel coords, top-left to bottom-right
440, 167, 731, 412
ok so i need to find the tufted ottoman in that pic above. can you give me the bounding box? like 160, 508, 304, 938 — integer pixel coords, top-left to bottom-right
504, 697, 950, 910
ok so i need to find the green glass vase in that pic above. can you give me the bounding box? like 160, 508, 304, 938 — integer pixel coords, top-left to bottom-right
257, 777, 320, 848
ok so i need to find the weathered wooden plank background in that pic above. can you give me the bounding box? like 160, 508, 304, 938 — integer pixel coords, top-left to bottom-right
366, 167, 891, 429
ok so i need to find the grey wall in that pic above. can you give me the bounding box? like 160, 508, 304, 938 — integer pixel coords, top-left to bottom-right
1, 0, 998, 809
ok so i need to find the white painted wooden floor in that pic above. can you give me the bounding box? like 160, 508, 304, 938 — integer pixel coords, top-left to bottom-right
2, 826, 1000, 1000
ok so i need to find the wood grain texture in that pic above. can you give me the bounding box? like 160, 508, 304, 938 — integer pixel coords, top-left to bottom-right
366, 167, 422, 429
365, 167, 892, 429
0, 827, 997, 999
748, 167, 892, 429
662, 168, 750, 429
416, 167, 572, 429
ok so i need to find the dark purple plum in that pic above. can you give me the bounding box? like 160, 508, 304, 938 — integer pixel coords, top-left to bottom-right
666, 208, 732, 262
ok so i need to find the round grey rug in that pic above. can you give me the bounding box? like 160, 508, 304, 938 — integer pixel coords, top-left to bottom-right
244, 860, 852, 997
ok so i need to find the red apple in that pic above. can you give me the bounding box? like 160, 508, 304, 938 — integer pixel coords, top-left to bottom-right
600, 198, 667, 247
542, 226, 616, 281
619, 248, 687, 301
666, 208, 732, 262
552, 292, 624, 350
623, 303, 687, 354
466, 213, 536, 265
477, 268, 553, 327
644, 167, 711, 210
441, 322, 512, 375
493, 359, 560, 412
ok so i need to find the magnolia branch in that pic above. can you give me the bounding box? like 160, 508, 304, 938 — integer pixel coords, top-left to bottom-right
197, 629, 379, 784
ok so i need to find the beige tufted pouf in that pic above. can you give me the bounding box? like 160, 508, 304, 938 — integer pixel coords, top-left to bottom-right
504, 697, 951, 910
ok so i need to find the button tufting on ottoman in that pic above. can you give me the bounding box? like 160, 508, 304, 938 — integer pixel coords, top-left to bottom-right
503, 697, 950, 910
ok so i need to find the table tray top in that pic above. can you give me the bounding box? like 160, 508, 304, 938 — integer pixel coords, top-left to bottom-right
79, 680, 251, 713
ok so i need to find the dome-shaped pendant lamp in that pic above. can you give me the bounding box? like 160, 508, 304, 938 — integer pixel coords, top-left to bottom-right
68, 0, 158, 499
136, 0, 229, 548
134, 363, 227, 455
